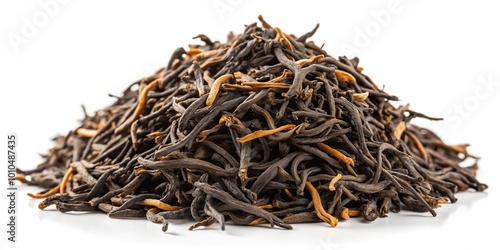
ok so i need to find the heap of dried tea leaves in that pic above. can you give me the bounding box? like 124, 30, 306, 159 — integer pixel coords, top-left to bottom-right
18, 16, 487, 231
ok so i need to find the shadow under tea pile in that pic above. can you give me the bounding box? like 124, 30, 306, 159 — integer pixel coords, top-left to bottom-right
19, 16, 488, 231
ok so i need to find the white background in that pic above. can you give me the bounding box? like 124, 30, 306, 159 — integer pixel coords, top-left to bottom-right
1, 0, 499, 249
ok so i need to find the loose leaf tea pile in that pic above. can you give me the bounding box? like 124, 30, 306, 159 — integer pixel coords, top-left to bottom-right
19, 16, 487, 231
